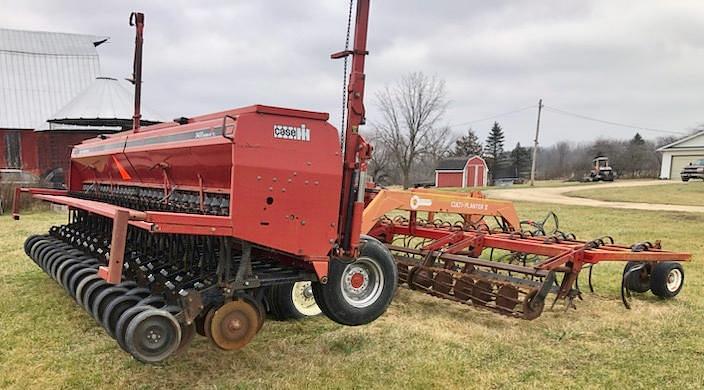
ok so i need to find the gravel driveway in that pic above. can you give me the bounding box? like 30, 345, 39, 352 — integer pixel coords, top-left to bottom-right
485, 180, 704, 213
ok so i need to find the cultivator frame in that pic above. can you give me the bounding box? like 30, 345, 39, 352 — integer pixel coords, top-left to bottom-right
364, 188, 691, 319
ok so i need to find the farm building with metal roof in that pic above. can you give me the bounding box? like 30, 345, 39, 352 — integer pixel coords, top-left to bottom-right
0, 28, 161, 183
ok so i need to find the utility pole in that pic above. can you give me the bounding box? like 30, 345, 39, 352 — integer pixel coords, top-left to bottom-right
529, 99, 543, 187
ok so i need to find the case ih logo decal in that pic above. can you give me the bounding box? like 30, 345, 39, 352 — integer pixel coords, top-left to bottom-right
274, 124, 310, 141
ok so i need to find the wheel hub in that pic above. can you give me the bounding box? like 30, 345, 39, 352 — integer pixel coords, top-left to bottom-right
340, 257, 384, 308
667, 269, 683, 292
350, 272, 366, 289
208, 299, 262, 351
227, 318, 242, 332
291, 281, 322, 316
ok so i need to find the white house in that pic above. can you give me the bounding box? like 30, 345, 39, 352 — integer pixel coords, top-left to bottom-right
657, 130, 704, 179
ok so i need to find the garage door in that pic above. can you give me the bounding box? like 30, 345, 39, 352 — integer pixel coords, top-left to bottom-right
671, 155, 703, 179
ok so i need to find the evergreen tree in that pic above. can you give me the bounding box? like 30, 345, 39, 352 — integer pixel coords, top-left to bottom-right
452, 128, 482, 157
510, 142, 530, 177
626, 132, 647, 177
484, 122, 505, 183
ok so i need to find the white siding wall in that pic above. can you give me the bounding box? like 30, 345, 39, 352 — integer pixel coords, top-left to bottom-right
659, 149, 704, 179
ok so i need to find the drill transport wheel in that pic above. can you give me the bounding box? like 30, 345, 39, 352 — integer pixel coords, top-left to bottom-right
208, 299, 262, 351
125, 308, 182, 363
268, 281, 321, 320
312, 237, 398, 326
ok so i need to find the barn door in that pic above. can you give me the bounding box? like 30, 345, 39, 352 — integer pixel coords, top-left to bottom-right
5, 132, 21, 169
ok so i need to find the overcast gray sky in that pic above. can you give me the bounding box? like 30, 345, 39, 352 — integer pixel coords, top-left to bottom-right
2, 0, 702, 147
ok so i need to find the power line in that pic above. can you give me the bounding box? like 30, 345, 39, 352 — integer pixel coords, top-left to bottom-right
543, 105, 685, 135
448, 105, 536, 128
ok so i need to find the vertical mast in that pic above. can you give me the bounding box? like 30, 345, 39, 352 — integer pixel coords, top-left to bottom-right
332, 0, 371, 255
129, 12, 145, 133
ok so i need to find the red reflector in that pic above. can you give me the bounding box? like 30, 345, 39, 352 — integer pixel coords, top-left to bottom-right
112, 155, 132, 180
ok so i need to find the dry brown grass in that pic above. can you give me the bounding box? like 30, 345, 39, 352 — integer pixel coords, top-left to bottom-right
1, 204, 703, 389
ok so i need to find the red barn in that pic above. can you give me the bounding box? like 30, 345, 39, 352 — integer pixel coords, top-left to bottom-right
435, 156, 487, 188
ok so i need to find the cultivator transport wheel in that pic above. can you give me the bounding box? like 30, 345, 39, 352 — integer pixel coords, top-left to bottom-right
650, 262, 684, 298
268, 281, 321, 320
624, 262, 652, 293
208, 299, 262, 350
312, 237, 398, 326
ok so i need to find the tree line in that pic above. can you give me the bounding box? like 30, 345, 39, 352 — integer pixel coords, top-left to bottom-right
367, 71, 689, 187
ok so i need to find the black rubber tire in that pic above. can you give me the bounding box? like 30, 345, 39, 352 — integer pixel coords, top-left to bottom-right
115, 305, 152, 352
137, 295, 166, 308
91, 287, 129, 321
312, 237, 398, 326
49, 254, 73, 281
36, 243, 58, 271
650, 262, 685, 298
82, 280, 109, 312
75, 274, 102, 307
69, 268, 98, 299
160, 304, 196, 355
30, 239, 52, 263
194, 306, 212, 337
124, 287, 151, 299
24, 235, 45, 257
624, 262, 651, 293
55, 259, 81, 287
43, 251, 65, 275
60, 262, 88, 290
268, 282, 320, 320
102, 295, 142, 338
125, 309, 181, 363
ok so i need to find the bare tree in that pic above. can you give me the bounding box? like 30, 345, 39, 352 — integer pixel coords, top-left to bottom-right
365, 131, 395, 186
372, 72, 451, 188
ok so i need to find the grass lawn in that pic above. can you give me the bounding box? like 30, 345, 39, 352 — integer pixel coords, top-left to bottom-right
1, 205, 703, 389
566, 182, 704, 206
433, 180, 595, 192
